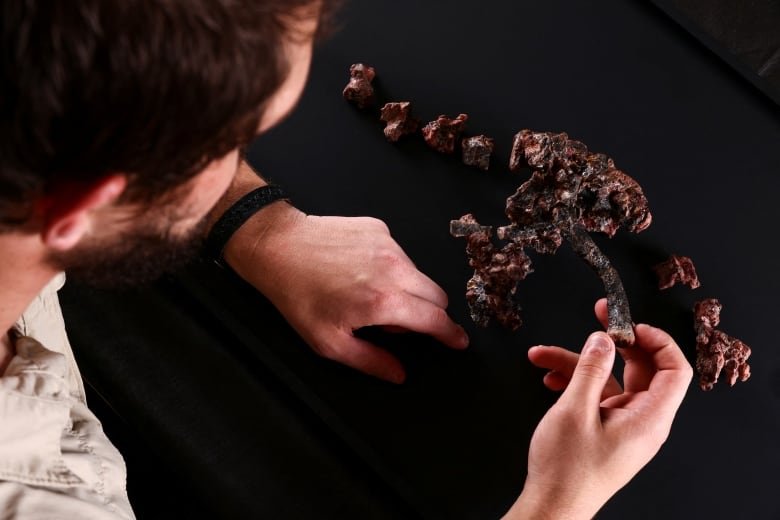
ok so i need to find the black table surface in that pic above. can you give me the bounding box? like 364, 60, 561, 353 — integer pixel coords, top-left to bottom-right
60, 1, 780, 518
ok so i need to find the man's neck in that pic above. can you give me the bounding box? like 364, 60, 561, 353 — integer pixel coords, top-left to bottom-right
0, 233, 59, 372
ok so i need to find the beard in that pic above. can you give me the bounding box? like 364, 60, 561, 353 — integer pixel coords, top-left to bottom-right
48, 215, 209, 289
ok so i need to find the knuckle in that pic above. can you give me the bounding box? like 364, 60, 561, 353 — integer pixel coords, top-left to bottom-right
376, 246, 403, 268
426, 307, 449, 328
574, 362, 608, 381
551, 405, 587, 431
365, 217, 390, 233
682, 363, 694, 383
366, 289, 397, 315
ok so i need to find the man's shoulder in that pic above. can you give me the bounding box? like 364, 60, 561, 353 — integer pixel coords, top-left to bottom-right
0, 333, 135, 519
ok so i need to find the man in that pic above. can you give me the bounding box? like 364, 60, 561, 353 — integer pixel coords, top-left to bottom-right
0, 1, 692, 518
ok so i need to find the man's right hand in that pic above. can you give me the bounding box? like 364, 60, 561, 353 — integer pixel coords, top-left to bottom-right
504, 299, 693, 519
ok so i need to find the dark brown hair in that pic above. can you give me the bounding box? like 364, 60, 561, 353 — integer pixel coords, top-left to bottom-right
0, 0, 338, 228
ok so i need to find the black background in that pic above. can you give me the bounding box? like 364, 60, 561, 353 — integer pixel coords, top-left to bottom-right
61, 0, 780, 518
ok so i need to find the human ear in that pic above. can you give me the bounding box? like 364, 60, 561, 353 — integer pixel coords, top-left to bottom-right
42, 174, 127, 251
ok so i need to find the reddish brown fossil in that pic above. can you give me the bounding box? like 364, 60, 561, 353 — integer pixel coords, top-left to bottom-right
380, 102, 419, 142
422, 114, 468, 154
694, 299, 751, 390
343, 63, 376, 109
654, 254, 701, 289
451, 214, 533, 329
452, 130, 652, 347
462, 135, 495, 170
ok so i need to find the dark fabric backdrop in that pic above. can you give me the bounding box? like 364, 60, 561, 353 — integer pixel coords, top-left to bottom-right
651, 0, 780, 105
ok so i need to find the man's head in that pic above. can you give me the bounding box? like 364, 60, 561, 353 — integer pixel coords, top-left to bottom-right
0, 0, 335, 286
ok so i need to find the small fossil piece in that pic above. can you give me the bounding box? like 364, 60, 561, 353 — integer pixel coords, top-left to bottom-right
450, 214, 493, 238
653, 254, 701, 289
422, 114, 468, 154
461, 135, 495, 170
380, 102, 419, 142
694, 299, 751, 391
343, 63, 376, 109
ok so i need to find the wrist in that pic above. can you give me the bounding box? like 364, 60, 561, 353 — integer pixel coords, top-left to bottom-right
222, 200, 305, 281
205, 183, 290, 266
504, 482, 602, 520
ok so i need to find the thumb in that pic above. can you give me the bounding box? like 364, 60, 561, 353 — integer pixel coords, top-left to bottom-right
561, 332, 616, 410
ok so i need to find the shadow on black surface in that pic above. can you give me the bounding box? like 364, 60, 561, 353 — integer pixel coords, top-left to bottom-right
83, 385, 216, 519
62, 273, 422, 519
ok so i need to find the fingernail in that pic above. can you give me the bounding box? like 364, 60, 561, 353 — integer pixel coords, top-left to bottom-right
584, 332, 612, 355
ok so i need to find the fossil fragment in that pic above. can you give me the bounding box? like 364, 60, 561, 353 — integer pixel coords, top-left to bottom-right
694, 299, 751, 390
379, 102, 419, 142
450, 215, 533, 330
578, 168, 652, 237
422, 114, 468, 154
343, 63, 376, 109
563, 224, 635, 346
653, 254, 700, 289
452, 130, 652, 347
461, 135, 495, 170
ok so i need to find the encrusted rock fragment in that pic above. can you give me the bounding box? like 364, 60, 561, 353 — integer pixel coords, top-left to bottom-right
461, 135, 494, 170
508, 130, 594, 172
422, 114, 468, 154
343, 63, 376, 109
694, 299, 751, 391
450, 214, 492, 238
497, 223, 562, 255
578, 168, 652, 237
450, 214, 533, 330
564, 224, 634, 347
379, 102, 419, 142
654, 254, 701, 289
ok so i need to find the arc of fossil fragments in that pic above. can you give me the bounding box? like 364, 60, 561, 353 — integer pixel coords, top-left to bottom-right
450, 130, 652, 348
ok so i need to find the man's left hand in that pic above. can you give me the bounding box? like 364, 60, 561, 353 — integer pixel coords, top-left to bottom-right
224, 202, 469, 384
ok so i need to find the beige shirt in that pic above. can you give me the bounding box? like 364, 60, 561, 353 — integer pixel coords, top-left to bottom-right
1, 274, 135, 519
